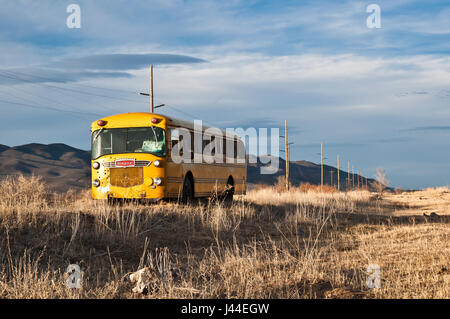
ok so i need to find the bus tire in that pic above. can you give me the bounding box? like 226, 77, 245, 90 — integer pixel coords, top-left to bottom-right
181, 175, 194, 204
223, 177, 234, 205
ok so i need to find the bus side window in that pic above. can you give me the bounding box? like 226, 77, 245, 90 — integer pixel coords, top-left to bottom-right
237, 139, 246, 163
202, 135, 210, 160
224, 137, 234, 162
211, 136, 215, 156
190, 130, 195, 160
223, 137, 226, 162
170, 128, 180, 155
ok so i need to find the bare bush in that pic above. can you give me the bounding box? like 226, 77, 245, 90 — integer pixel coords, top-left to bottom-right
374, 168, 390, 194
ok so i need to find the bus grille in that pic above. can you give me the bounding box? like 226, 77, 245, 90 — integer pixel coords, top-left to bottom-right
110, 167, 143, 187
103, 160, 151, 168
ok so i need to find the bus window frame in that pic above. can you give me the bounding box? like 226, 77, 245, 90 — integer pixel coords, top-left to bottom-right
91, 126, 166, 160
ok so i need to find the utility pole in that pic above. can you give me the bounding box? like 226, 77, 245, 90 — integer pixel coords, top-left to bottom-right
316, 144, 328, 192
337, 155, 340, 191
150, 64, 154, 113
330, 170, 334, 187
280, 121, 293, 192
139, 64, 166, 112
360, 172, 363, 190
321, 143, 324, 191
285, 120, 289, 191
352, 166, 355, 191
347, 161, 350, 191
357, 169, 360, 190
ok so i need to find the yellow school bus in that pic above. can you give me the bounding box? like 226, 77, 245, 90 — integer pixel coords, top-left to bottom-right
91, 112, 246, 203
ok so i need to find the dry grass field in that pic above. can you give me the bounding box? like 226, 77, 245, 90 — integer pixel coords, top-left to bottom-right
0, 175, 449, 299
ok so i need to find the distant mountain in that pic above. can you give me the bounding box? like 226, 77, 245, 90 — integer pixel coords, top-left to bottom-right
0, 144, 9, 152
0, 143, 377, 192
247, 155, 377, 190
0, 143, 91, 191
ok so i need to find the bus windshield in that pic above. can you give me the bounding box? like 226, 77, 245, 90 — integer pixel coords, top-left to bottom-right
92, 126, 165, 159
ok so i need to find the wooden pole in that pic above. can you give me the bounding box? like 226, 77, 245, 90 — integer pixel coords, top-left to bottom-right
337, 155, 340, 191
330, 170, 334, 187
352, 166, 355, 191
360, 172, 362, 190
347, 161, 350, 191
320, 143, 324, 190
357, 169, 360, 190
150, 64, 154, 113
287, 143, 290, 190
285, 120, 289, 191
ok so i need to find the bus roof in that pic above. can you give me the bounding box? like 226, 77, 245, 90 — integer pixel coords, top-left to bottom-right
91, 112, 240, 139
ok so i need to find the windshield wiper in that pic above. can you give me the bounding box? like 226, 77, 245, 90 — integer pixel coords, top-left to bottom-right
92, 128, 104, 143
150, 125, 158, 144
148, 126, 165, 156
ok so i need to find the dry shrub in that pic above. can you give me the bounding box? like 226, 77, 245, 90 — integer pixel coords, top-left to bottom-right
0, 175, 49, 210
273, 179, 337, 194
394, 187, 403, 194
0, 175, 448, 299
250, 183, 271, 191
274, 175, 288, 192
361, 185, 369, 192
297, 182, 336, 193
423, 186, 449, 193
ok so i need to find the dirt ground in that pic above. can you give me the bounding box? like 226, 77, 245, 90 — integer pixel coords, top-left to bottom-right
384, 187, 450, 216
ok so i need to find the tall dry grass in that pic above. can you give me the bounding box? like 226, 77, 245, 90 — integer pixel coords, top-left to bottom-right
0, 176, 448, 298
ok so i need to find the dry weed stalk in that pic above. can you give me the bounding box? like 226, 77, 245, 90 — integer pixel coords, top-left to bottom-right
0, 175, 448, 298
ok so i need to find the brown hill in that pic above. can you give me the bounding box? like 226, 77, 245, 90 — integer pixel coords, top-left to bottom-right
0, 143, 91, 192
0, 144, 9, 152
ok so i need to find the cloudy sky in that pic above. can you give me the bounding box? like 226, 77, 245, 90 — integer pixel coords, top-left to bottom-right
0, 0, 449, 188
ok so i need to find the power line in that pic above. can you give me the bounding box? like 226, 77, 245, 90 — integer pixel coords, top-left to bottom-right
4, 69, 224, 122
0, 70, 143, 104
157, 101, 221, 128
0, 69, 140, 95
0, 98, 101, 117
0, 70, 221, 125
0, 70, 145, 115
1, 69, 234, 128
0, 80, 120, 115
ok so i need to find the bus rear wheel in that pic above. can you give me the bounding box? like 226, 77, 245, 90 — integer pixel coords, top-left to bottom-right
223, 177, 234, 206
181, 176, 194, 204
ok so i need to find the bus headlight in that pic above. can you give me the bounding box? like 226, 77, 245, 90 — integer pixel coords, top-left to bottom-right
92, 162, 100, 169
154, 177, 163, 186
153, 160, 161, 167
92, 179, 100, 187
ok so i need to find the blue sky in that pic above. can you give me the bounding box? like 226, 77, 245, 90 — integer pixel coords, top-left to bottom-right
0, 0, 449, 189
